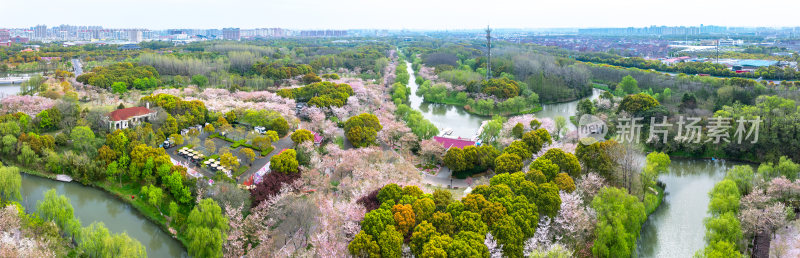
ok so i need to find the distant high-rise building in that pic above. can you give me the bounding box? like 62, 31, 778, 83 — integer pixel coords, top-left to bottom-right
168, 29, 188, 35
34, 24, 47, 39
298, 30, 347, 37
0, 30, 10, 42
223, 28, 240, 40
205, 29, 221, 39
128, 30, 143, 42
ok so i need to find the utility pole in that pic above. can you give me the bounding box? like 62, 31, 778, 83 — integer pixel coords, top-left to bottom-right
486, 25, 492, 80
716, 39, 720, 65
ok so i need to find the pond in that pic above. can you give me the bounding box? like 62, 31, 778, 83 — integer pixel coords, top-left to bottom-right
635, 159, 744, 257
405, 61, 602, 138
0, 72, 41, 98
20, 173, 187, 258
404, 61, 734, 257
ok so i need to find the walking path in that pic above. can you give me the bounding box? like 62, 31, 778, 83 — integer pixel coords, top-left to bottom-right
166, 147, 215, 178
421, 167, 474, 188
72, 58, 83, 76
237, 136, 295, 184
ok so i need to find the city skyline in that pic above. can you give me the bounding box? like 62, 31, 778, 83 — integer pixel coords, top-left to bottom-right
2, 0, 800, 30
4, 24, 800, 31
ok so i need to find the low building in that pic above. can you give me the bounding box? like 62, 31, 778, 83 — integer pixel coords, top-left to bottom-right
661, 56, 690, 65
738, 60, 779, 69
118, 44, 141, 50
223, 28, 241, 41
433, 136, 476, 150
9, 36, 28, 43
105, 105, 157, 130
312, 131, 324, 145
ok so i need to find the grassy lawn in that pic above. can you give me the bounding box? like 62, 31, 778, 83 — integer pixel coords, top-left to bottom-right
260, 146, 275, 156
233, 165, 249, 179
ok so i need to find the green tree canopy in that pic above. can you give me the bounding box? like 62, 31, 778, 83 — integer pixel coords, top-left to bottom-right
444, 147, 468, 172
0, 165, 22, 203
70, 126, 96, 152
345, 113, 382, 148
618, 75, 640, 94
618, 93, 660, 115
79, 222, 147, 258
540, 148, 581, 178
270, 149, 299, 174
592, 187, 646, 258
186, 198, 229, 258
494, 153, 523, 174
290, 129, 314, 144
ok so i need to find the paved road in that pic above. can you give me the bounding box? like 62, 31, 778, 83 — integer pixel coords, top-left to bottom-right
166, 147, 216, 178
422, 166, 473, 189
237, 136, 295, 184
72, 59, 83, 76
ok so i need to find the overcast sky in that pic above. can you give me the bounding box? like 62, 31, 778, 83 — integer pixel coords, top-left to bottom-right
2, 0, 799, 30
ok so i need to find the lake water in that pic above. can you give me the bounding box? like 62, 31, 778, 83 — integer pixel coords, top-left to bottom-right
635, 159, 743, 257
405, 61, 602, 138
405, 62, 733, 257
0, 72, 39, 98
20, 173, 187, 258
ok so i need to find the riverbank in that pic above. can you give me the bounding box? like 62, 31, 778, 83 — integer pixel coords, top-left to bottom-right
14, 165, 189, 256
665, 149, 759, 164
416, 93, 545, 117
636, 158, 742, 257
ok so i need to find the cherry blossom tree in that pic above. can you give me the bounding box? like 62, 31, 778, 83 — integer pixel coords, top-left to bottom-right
527, 216, 553, 252
576, 172, 607, 204
740, 187, 770, 210
766, 177, 800, 203
0, 205, 57, 257
0, 95, 56, 116
552, 191, 596, 248
769, 221, 800, 257
310, 197, 366, 257
485, 232, 503, 258
537, 118, 556, 135
222, 204, 247, 258
378, 115, 411, 149
503, 115, 537, 134
419, 139, 446, 164
739, 202, 786, 239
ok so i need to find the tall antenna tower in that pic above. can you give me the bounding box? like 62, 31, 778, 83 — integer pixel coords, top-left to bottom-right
716, 39, 720, 64
486, 25, 492, 80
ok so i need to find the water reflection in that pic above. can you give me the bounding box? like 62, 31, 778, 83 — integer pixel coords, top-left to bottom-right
20, 173, 187, 257
635, 159, 748, 257
405, 61, 602, 138
405, 62, 487, 138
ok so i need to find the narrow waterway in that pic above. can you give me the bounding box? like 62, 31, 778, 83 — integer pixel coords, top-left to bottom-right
0, 72, 35, 98
20, 173, 187, 258
635, 159, 743, 257
406, 62, 486, 138
404, 61, 741, 257
405, 61, 601, 138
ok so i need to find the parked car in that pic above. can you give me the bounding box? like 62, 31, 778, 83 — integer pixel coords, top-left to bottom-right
254, 126, 267, 134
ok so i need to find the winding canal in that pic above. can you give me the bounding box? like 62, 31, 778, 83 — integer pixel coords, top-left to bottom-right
20, 173, 187, 258
405, 61, 601, 138
635, 159, 743, 257
404, 61, 735, 257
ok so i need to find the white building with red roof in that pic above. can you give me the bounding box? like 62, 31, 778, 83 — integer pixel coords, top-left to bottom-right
105, 103, 157, 130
